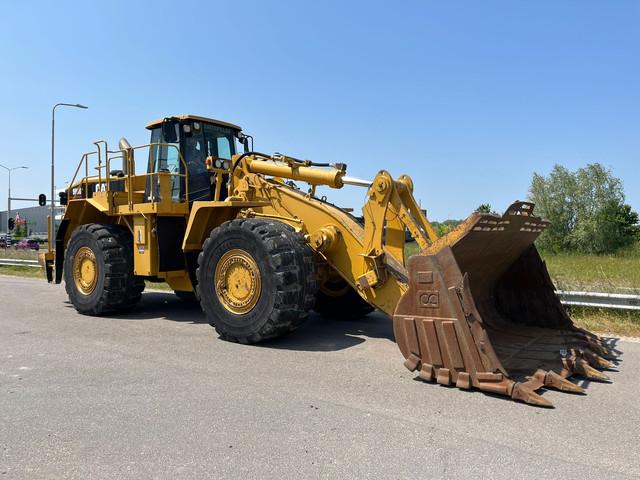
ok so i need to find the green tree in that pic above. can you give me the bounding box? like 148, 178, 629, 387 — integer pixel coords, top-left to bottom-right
431, 219, 463, 237
475, 203, 492, 213
529, 163, 639, 254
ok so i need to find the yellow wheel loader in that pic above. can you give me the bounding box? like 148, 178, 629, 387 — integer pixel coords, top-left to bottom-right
43, 114, 616, 407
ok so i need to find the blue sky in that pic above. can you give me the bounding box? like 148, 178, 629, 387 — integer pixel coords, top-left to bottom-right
0, 0, 638, 220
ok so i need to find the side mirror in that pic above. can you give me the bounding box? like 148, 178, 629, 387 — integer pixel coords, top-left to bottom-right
162, 120, 178, 143
236, 132, 251, 153
38, 193, 46, 206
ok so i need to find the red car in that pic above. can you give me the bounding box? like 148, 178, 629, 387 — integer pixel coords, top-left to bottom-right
15, 239, 40, 251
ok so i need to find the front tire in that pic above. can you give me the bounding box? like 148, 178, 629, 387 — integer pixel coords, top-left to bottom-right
197, 219, 317, 344
64, 224, 142, 315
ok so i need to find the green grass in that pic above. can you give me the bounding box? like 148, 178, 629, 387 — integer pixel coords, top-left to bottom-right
0, 265, 45, 278
541, 243, 640, 294
569, 307, 640, 338
526, 245, 640, 336
145, 281, 172, 291
0, 248, 40, 260
0, 248, 44, 278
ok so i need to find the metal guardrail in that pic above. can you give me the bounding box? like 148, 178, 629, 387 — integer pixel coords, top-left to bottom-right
0, 258, 41, 268
556, 290, 640, 311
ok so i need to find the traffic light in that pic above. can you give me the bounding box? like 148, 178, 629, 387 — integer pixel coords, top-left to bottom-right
8, 218, 15, 231
38, 193, 46, 206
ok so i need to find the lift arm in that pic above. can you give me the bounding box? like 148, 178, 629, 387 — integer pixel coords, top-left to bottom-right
227, 153, 439, 315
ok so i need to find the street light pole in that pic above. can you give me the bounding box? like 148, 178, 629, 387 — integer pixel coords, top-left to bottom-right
51, 103, 88, 250
0, 164, 28, 233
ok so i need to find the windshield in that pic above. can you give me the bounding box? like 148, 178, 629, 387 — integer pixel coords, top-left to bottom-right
202, 123, 235, 160
184, 122, 236, 201
148, 121, 237, 202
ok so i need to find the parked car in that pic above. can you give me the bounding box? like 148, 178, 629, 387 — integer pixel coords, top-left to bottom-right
14, 239, 40, 251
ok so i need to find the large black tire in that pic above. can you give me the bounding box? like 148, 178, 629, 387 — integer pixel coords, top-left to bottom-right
314, 278, 375, 318
64, 224, 143, 315
197, 218, 317, 344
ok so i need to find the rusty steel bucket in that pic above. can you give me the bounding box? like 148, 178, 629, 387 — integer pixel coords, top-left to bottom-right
393, 201, 617, 407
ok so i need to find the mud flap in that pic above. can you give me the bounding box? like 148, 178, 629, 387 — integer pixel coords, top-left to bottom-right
393, 202, 617, 407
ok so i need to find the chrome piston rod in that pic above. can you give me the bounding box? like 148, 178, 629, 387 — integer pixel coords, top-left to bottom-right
341, 176, 372, 187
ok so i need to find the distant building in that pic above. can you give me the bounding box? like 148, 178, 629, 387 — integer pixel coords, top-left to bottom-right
0, 205, 64, 237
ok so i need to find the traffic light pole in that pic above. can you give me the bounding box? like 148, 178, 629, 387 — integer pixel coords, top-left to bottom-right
5, 194, 47, 232
7, 170, 10, 232
0, 164, 28, 232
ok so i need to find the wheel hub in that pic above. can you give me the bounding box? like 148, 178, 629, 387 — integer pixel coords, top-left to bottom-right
73, 246, 98, 295
215, 249, 261, 314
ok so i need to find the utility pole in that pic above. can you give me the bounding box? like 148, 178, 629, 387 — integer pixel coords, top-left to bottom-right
51, 103, 87, 249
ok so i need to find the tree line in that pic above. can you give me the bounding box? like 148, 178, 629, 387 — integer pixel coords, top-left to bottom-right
529, 163, 638, 254
431, 163, 638, 255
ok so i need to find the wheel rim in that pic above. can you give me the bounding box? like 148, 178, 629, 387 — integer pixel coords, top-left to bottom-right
73, 246, 98, 295
215, 249, 261, 314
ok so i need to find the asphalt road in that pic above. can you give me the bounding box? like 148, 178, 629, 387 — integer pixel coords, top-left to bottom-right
1, 276, 639, 479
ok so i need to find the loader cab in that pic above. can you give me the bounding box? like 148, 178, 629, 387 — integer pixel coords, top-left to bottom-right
146, 115, 242, 203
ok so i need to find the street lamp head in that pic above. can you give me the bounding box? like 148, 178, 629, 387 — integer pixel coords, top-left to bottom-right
75, 104, 88, 109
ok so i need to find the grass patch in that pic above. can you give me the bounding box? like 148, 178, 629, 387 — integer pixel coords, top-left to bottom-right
570, 307, 640, 337
0, 248, 40, 260
0, 248, 45, 278
541, 243, 640, 293
0, 265, 46, 278
404, 242, 420, 263
145, 281, 172, 291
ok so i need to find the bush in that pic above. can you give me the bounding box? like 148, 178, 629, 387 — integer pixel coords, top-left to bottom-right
431, 219, 462, 237
529, 163, 639, 254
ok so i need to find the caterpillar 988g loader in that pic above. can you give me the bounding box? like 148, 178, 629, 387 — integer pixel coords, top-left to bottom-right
43, 114, 616, 407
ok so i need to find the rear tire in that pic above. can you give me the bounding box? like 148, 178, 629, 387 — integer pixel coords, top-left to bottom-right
314, 278, 375, 318
197, 219, 317, 344
64, 224, 142, 315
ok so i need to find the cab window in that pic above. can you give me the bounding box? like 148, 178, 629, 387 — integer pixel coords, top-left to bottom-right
149, 125, 181, 201
203, 124, 235, 160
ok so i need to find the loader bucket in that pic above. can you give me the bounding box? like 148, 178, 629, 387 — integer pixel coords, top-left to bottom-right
393, 201, 617, 407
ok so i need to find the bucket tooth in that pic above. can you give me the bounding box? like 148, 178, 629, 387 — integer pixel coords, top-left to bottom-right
418, 363, 435, 382
403, 353, 421, 372
533, 369, 584, 394
511, 381, 554, 408
574, 359, 611, 382
583, 350, 615, 370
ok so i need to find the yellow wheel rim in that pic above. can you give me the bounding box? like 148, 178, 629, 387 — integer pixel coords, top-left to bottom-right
215, 249, 261, 315
73, 246, 98, 295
